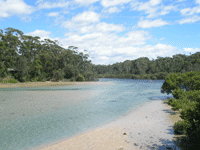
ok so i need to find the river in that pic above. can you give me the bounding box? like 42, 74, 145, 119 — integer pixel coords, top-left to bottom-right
0, 78, 172, 150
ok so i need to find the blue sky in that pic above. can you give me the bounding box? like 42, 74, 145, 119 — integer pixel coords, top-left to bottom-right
0, 0, 200, 65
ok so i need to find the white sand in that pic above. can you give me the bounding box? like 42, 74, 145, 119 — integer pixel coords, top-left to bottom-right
102, 100, 180, 150
39, 100, 181, 150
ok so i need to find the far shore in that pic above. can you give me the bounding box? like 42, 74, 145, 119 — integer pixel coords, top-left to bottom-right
0, 81, 115, 88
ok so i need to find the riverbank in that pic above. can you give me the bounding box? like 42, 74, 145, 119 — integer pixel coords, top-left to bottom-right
38, 100, 181, 150
0, 81, 115, 88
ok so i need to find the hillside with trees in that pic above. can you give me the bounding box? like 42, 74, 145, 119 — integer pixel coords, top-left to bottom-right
0, 27, 200, 83
95, 53, 200, 80
0, 27, 98, 82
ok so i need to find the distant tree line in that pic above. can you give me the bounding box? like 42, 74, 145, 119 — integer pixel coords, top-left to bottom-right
0, 27, 98, 82
161, 72, 200, 149
1, 27, 200, 83
95, 53, 200, 80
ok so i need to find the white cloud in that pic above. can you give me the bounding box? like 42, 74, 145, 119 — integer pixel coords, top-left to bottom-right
149, 0, 162, 6
47, 12, 59, 17
178, 15, 200, 24
158, 5, 177, 16
72, 11, 100, 23
36, 0, 69, 9
96, 22, 125, 32
63, 22, 125, 34
180, 6, 200, 16
25, 30, 52, 40
196, 0, 200, 4
0, 0, 35, 18
101, 0, 131, 7
104, 7, 121, 13
137, 19, 169, 28
184, 48, 200, 53
131, 0, 176, 18
91, 43, 177, 64
74, 0, 99, 5
62, 10, 126, 34
54, 30, 150, 64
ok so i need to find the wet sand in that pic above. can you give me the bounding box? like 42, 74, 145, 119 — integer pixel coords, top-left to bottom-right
38, 100, 181, 150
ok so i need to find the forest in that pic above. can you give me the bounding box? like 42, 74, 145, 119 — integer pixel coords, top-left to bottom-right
0, 27, 200, 83
95, 52, 200, 80
0, 27, 98, 83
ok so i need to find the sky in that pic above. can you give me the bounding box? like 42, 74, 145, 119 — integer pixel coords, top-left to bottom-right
0, 0, 200, 65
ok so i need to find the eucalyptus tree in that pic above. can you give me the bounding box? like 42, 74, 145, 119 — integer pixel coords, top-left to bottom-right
0, 27, 22, 69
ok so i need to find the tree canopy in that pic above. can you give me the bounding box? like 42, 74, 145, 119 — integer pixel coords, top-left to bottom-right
0, 27, 98, 82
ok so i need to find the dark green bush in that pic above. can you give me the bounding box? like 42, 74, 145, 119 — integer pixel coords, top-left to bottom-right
132, 74, 140, 79
162, 72, 200, 149
76, 74, 85, 81
174, 120, 189, 135
70, 77, 76, 81
52, 69, 64, 81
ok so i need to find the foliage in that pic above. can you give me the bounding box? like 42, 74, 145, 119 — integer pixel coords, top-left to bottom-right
95, 53, 200, 79
76, 74, 85, 81
0, 27, 98, 82
0, 76, 18, 83
161, 71, 200, 94
70, 77, 76, 81
52, 69, 64, 81
161, 71, 200, 149
174, 120, 189, 135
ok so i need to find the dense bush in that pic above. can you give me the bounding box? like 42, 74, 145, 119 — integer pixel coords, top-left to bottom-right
52, 69, 64, 81
161, 71, 200, 149
0, 76, 18, 83
131, 74, 140, 79
76, 74, 85, 81
70, 77, 76, 81
174, 120, 189, 135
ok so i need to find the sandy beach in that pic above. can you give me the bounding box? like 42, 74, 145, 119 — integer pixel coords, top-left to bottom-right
38, 100, 181, 150
0, 81, 115, 88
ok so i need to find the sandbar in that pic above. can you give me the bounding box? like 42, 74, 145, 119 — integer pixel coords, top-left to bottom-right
0, 81, 115, 88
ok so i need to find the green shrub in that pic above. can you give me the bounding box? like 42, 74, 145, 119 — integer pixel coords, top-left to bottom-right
52, 69, 64, 81
32, 77, 39, 82
172, 88, 185, 99
76, 74, 85, 81
150, 75, 157, 80
124, 74, 132, 79
7, 78, 18, 83
173, 120, 189, 135
70, 77, 76, 81
42, 78, 47, 82
0, 76, 18, 83
132, 74, 140, 79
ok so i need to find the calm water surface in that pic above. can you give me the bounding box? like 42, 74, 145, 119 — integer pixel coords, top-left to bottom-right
0, 78, 172, 150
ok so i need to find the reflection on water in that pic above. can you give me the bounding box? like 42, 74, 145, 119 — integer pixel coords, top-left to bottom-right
0, 78, 172, 150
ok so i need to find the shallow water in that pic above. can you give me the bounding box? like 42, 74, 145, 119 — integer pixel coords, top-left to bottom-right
0, 78, 172, 150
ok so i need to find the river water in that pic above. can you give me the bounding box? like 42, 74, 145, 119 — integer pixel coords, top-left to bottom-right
0, 78, 172, 150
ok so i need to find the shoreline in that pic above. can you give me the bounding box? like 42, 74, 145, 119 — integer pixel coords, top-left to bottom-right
37, 100, 181, 150
0, 81, 115, 89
